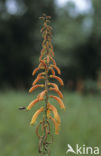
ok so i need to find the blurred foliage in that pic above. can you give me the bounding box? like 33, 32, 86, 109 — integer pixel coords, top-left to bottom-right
0, 0, 56, 88
54, 0, 101, 84
0, 91, 101, 155
0, 0, 101, 89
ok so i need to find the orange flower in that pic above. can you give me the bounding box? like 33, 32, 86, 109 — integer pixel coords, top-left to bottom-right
37, 72, 45, 78
50, 56, 56, 65
49, 42, 53, 50
49, 95, 65, 109
50, 75, 64, 86
37, 90, 47, 100
49, 116, 60, 135
49, 87, 63, 99
30, 107, 44, 125
40, 60, 47, 69
51, 65, 61, 75
49, 67, 55, 75
48, 103, 61, 123
47, 109, 51, 118
47, 55, 50, 63
32, 76, 44, 85
27, 98, 43, 111
32, 67, 39, 76
39, 48, 46, 61
48, 82, 59, 90
38, 62, 45, 69
29, 84, 44, 93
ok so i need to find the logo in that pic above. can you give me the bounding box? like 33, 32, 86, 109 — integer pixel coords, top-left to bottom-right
66, 144, 100, 155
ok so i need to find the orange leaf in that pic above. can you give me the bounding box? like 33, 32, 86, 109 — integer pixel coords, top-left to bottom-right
30, 107, 44, 125
49, 95, 65, 109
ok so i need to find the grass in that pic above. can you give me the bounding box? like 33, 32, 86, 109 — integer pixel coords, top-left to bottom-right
0, 90, 101, 156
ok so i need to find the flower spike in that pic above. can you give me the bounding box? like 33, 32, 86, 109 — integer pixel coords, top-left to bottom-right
26, 14, 65, 155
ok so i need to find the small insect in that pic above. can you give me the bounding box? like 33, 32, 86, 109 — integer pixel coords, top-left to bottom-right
18, 107, 26, 110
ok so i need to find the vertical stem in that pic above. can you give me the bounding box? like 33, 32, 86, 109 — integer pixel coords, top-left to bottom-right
45, 68, 48, 123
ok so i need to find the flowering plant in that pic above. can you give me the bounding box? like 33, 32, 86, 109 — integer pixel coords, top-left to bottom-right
27, 14, 65, 155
